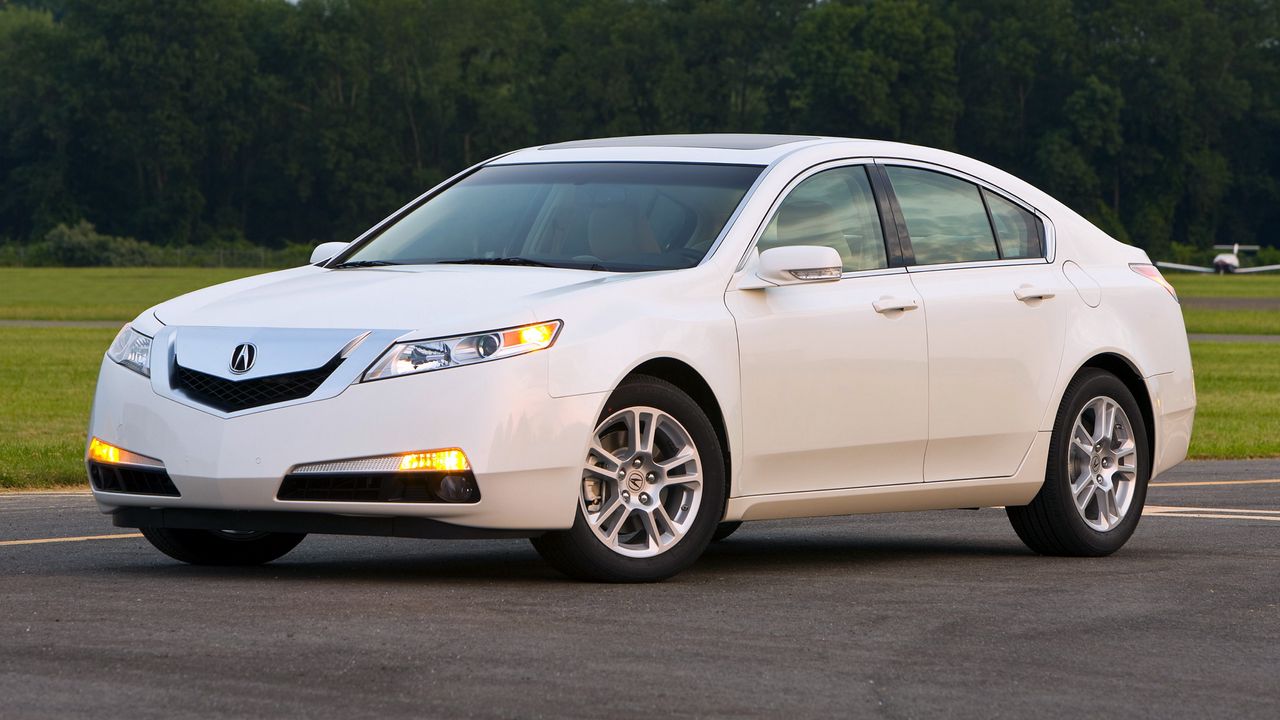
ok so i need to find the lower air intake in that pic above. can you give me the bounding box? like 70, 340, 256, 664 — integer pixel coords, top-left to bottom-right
89, 462, 181, 497
277, 472, 480, 503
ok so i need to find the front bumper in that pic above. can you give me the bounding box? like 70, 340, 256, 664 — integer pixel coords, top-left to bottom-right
110, 507, 540, 540
87, 352, 605, 530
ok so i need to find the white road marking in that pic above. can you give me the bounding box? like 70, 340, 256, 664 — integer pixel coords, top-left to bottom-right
0, 533, 143, 547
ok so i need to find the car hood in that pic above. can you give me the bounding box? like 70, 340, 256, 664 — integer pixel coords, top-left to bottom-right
152, 264, 616, 334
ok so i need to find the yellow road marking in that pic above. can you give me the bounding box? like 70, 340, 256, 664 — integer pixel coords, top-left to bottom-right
1146, 505, 1280, 522
0, 491, 92, 497
0, 533, 143, 547
1147, 512, 1280, 522
1147, 505, 1280, 515
1151, 478, 1280, 488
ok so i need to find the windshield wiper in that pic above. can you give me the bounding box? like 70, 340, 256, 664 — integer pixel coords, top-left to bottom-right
435, 257, 556, 268
329, 259, 401, 269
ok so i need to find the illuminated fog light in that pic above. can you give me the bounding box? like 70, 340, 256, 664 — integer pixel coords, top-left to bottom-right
398, 448, 471, 472
87, 438, 164, 469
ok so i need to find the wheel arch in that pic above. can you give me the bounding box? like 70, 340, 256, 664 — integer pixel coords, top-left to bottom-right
622, 357, 733, 502
1073, 352, 1156, 471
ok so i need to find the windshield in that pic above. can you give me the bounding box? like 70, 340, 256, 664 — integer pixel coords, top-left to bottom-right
335, 162, 764, 272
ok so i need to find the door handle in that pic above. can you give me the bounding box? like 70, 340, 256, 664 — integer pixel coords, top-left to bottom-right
873, 297, 919, 313
1014, 286, 1056, 302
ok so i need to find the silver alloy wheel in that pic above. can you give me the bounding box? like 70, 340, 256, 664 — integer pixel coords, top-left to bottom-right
580, 406, 703, 558
1068, 396, 1139, 532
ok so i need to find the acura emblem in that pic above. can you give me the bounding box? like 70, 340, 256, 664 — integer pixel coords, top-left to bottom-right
229, 343, 257, 374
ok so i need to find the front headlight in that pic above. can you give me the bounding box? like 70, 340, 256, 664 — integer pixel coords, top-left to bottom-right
106, 324, 153, 377
362, 320, 562, 382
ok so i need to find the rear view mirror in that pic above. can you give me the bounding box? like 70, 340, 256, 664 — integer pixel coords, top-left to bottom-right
741, 246, 843, 289
310, 241, 350, 265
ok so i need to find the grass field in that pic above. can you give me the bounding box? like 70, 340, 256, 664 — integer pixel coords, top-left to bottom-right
0, 327, 116, 488
1166, 271, 1280, 334
1180, 308, 1280, 335
0, 267, 264, 321
0, 267, 1277, 488
1166, 273, 1280, 298
1189, 342, 1280, 459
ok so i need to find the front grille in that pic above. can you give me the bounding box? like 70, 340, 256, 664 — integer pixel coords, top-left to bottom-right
278, 472, 480, 503
89, 462, 181, 496
173, 356, 341, 412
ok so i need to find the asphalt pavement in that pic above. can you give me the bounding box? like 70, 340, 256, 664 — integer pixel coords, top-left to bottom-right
2, 460, 1277, 719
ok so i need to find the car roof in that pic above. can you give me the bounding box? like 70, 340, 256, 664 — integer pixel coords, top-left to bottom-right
492, 133, 855, 166
488, 134, 1059, 219
541, 134, 821, 151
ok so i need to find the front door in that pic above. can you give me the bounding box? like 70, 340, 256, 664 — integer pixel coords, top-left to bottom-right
726, 164, 929, 495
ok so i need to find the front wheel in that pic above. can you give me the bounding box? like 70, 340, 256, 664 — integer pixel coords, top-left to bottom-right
140, 527, 305, 566
531, 375, 726, 582
712, 521, 742, 542
1007, 369, 1150, 556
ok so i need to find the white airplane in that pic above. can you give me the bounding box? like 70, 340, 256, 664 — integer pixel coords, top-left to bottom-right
1157, 244, 1280, 274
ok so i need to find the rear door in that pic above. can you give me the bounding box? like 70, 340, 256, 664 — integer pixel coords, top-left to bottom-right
879, 163, 1068, 481
726, 163, 929, 495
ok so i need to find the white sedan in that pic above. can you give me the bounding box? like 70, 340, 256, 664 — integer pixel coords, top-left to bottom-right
87, 134, 1195, 581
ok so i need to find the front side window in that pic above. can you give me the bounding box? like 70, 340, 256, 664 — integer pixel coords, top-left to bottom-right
885, 166, 999, 265
336, 163, 764, 272
757, 165, 887, 272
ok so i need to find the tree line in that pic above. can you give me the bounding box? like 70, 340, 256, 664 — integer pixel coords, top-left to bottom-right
1, 0, 1277, 263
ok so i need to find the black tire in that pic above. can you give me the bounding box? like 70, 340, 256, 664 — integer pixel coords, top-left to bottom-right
1007, 369, 1150, 557
140, 527, 305, 566
712, 521, 742, 542
531, 374, 726, 582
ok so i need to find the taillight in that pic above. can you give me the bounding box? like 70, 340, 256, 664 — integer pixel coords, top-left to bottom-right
1130, 263, 1178, 303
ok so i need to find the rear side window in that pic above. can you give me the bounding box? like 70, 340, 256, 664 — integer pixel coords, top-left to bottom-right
884, 166, 998, 265
757, 165, 887, 272
984, 189, 1043, 259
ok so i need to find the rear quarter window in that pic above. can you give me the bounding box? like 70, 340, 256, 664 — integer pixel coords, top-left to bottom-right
983, 189, 1044, 259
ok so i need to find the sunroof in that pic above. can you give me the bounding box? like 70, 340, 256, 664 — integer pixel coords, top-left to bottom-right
541, 134, 820, 151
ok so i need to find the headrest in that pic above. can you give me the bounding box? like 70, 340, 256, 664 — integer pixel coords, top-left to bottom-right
777, 201, 836, 244
588, 204, 658, 259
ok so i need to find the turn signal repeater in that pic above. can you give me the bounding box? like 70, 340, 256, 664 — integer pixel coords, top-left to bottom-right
789, 267, 842, 281
86, 438, 164, 468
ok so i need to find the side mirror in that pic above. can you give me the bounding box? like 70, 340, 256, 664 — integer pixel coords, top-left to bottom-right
740, 246, 843, 289
310, 241, 350, 265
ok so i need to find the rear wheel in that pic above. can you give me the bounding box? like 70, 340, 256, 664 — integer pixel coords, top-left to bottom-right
140, 527, 305, 566
531, 375, 725, 582
1007, 369, 1149, 556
